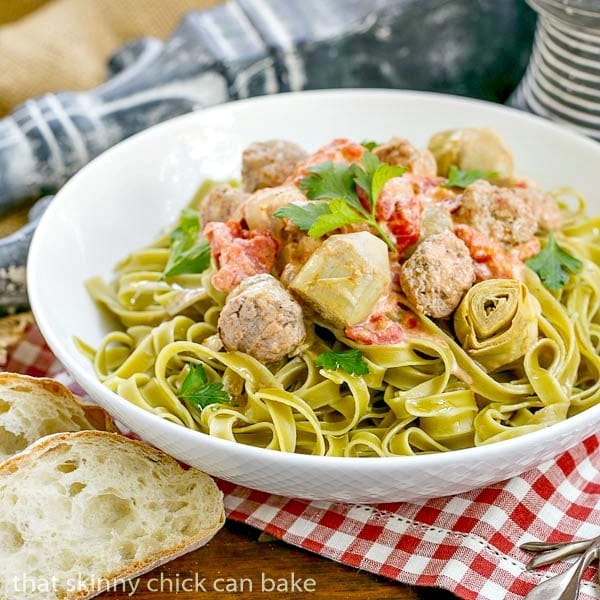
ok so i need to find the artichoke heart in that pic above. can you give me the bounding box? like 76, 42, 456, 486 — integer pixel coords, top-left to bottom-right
427, 127, 514, 179
290, 232, 391, 328
453, 279, 540, 372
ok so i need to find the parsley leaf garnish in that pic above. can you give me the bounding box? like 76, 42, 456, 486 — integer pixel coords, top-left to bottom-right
354, 151, 406, 210
315, 349, 370, 376
163, 209, 211, 278
371, 163, 407, 205
273, 201, 331, 230
525, 232, 583, 291
441, 165, 498, 189
300, 161, 358, 203
164, 240, 211, 277
277, 152, 406, 251
308, 198, 363, 238
361, 140, 379, 151
179, 363, 230, 410
353, 151, 380, 203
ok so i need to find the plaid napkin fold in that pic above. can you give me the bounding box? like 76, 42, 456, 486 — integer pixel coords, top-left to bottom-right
3, 321, 600, 600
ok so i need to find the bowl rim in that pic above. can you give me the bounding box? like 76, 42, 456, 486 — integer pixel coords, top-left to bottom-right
27, 87, 600, 472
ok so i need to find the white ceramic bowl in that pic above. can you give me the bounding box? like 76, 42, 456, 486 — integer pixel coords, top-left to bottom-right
28, 90, 600, 503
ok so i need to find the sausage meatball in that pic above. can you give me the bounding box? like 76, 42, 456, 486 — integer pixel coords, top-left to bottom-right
242, 140, 308, 193
218, 274, 306, 363
400, 230, 475, 318
514, 186, 563, 232
374, 137, 437, 177
200, 184, 247, 225
455, 180, 538, 247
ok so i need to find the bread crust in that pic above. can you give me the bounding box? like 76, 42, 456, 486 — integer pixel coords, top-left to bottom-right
0, 372, 117, 433
0, 372, 76, 401
0, 430, 225, 600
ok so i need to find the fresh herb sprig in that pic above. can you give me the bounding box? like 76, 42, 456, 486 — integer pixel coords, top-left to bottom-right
315, 349, 370, 376
361, 140, 379, 151
179, 363, 230, 410
526, 231, 583, 291
162, 208, 211, 278
441, 165, 498, 189
306, 198, 363, 238
274, 152, 405, 251
299, 160, 359, 202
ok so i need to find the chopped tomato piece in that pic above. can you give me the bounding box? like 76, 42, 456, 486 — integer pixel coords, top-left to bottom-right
404, 173, 461, 212
403, 173, 442, 194
515, 236, 541, 261
204, 221, 278, 292
454, 224, 495, 262
454, 224, 537, 281
344, 292, 419, 345
287, 138, 364, 184
376, 177, 422, 255
356, 185, 370, 213
345, 314, 405, 345
402, 311, 420, 330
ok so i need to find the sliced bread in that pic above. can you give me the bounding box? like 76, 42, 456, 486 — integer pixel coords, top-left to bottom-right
0, 430, 225, 600
0, 373, 116, 460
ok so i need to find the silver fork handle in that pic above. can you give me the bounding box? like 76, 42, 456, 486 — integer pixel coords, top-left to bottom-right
524, 544, 600, 600
521, 536, 600, 569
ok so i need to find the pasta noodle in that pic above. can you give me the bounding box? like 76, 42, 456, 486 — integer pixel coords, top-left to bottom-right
79, 137, 600, 457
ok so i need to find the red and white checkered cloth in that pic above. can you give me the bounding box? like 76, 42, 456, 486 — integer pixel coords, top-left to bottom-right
4, 322, 600, 600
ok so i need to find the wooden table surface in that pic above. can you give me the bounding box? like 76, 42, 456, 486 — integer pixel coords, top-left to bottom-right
102, 520, 460, 599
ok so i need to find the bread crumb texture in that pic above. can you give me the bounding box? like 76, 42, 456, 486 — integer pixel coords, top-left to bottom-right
0, 374, 94, 461
0, 431, 224, 600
